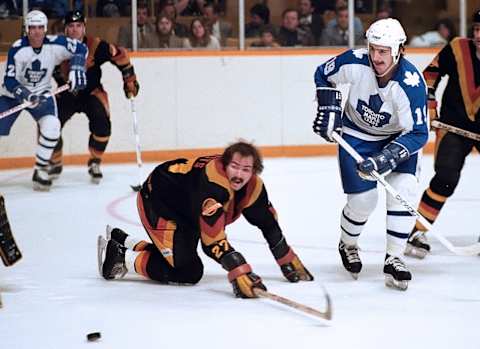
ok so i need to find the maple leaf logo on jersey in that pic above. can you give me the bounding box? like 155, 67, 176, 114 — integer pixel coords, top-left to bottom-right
403, 71, 420, 87
356, 94, 392, 128
352, 48, 367, 59
25, 59, 47, 87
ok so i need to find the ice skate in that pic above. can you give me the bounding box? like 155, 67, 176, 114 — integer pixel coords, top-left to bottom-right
97, 235, 127, 280
105, 225, 128, 246
32, 168, 52, 191
88, 158, 103, 184
48, 163, 63, 180
404, 231, 430, 259
384, 254, 411, 291
338, 241, 362, 280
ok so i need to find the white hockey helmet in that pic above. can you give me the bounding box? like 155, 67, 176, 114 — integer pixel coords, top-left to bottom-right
366, 18, 407, 65
25, 10, 48, 32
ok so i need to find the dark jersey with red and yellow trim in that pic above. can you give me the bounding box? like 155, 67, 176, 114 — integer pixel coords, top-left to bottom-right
423, 37, 480, 132
142, 155, 284, 265
54, 35, 133, 96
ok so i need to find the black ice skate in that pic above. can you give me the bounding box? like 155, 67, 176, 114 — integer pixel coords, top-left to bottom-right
404, 231, 430, 259
384, 254, 411, 291
88, 158, 103, 184
105, 225, 128, 246
32, 168, 52, 191
338, 241, 362, 280
97, 235, 127, 280
48, 163, 63, 180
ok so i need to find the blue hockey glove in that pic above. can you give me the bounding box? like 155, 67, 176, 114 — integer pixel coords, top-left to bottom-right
357, 143, 409, 180
68, 54, 87, 92
313, 87, 343, 142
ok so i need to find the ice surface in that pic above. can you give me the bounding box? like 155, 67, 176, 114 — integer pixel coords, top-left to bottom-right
1, 155, 479, 349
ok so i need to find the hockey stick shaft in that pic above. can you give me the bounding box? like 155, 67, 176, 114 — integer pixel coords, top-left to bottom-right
431, 120, 480, 142
253, 287, 333, 321
130, 98, 143, 187
332, 132, 480, 256
0, 84, 70, 120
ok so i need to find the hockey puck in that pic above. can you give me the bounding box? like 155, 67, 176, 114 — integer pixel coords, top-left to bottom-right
86, 332, 101, 342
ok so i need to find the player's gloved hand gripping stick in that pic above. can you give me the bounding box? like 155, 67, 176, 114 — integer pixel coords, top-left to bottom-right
332, 131, 480, 256
0, 84, 70, 120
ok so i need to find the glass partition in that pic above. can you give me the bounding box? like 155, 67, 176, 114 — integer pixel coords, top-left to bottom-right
0, 0, 476, 52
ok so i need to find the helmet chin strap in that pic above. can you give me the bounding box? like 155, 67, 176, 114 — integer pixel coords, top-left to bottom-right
369, 52, 400, 78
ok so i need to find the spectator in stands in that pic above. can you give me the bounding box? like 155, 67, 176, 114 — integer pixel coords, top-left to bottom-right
277, 8, 314, 47
50, 18, 64, 34
321, 5, 364, 46
298, 0, 324, 45
203, 2, 232, 46
150, 13, 183, 48
324, 2, 364, 44
96, 0, 129, 17
0, 0, 19, 18
250, 24, 280, 48
161, 0, 205, 16
117, 2, 156, 49
182, 17, 220, 49
245, 3, 270, 38
409, 18, 456, 47
373, 3, 392, 22
159, 1, 189, 37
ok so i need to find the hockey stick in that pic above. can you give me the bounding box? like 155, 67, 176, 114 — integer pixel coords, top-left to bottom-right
0, 84, 70, 120
431, 120, 480, 142
130, 97, 143, 192
331, 132, 480, 256
253, 287, 333, 321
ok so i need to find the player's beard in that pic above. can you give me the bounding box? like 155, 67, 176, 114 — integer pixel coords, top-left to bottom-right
230, 177, 244, 190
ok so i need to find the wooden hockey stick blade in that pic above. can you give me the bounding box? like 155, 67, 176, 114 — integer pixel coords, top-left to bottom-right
253, 287, 333, 321
332, 132, 480, 256
431, 120, 480, 142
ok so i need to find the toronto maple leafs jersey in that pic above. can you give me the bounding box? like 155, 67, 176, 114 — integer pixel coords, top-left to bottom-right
1, 35, 87, 97
315, 48, 429, 156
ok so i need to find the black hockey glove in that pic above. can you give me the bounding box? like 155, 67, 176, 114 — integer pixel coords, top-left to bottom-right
357, 142, 409, 180
313, 87, 343, 142
121, 64, 139, 98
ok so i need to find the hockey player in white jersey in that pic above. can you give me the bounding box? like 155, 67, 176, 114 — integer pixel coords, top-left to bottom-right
312, 18, 429, 290
0, 10, 87, 191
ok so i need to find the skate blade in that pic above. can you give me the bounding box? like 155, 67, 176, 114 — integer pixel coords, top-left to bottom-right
97, 235, 107, 278
350, 272, 359, 280
90, 177, 102, 185
404, 244, 428, 259
105, 225, 113, 240
33, 183, 50, 192
385, 274, 408, 291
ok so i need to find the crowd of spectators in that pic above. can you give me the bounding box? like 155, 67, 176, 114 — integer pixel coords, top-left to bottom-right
0, 0, 461, 50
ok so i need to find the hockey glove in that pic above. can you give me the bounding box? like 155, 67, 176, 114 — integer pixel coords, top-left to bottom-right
222, 251, 266, 298
271, 239, 313, 282
68, 54, 87, 92
228, 264, 266, 298
313, 87, 343, 142
13, 86, 47, 107
357, 142, 409, 181
121, 64, 139, 98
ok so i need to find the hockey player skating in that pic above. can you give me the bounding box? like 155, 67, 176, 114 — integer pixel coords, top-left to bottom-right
49, 10, 140, 184
98, 141, 313, 298
405, 10, 480, 259
312, 18, 429, 290
0, 10, 87, 191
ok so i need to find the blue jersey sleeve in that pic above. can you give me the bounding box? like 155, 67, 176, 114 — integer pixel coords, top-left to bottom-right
314, 48, 370, 88
393, 72, 429, 155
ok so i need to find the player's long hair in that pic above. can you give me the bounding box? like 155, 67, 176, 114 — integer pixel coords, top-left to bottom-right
221, 141, 264, 174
